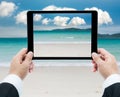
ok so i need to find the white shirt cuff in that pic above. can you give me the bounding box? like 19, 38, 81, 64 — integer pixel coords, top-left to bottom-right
103, 74, 120, 91
1, 74, 22, 96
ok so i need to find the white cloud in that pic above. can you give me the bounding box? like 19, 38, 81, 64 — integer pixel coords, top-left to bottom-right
69, 17, 86, 26
42, 18, 51, 25
84, 7, 112, 25
43, 5, 76, 11
0, 1, 17, 17
53, 16, 70, 26
15, 10, 28, 25
34, 14, 42, 21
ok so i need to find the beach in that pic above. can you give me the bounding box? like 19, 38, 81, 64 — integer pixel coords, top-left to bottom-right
0, 66, 103, 97
34, 42, 91, 57
0, 36, 120, 97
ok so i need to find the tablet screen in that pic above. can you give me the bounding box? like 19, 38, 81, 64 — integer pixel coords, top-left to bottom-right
27, 11, 97, 59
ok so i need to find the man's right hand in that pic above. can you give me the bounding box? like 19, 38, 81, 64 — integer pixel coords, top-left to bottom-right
92, 48, 119, 79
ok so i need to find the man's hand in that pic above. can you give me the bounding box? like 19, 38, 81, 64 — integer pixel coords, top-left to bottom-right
92, 48, 119, 79
9, 48, 34, 80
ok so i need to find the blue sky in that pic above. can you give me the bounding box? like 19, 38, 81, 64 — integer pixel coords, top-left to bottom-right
0, 0, 120, 37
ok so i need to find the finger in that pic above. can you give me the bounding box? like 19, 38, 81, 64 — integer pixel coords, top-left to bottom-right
92, 60, 98, 72
92, 52, 103, 65
92, 67, 97, 72
24, 51, 33, 64
15, 48, 27, 63
29, 62, 34, 73
92, 60, 95, 64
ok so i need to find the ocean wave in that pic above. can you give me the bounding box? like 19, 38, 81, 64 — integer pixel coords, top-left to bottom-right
66, 36, 74, 39
1, 61, 120, 67
0, 60, 92, 67
0, 62, 11, 67
34, 41, 91, 44
98, 33, 120, 39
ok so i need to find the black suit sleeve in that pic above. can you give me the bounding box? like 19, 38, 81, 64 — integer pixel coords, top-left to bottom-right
0, 83, 19, 97
102, 83, 120, 97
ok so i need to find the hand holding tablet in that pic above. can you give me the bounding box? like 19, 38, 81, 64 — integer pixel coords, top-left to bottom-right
27, 11, 97, 60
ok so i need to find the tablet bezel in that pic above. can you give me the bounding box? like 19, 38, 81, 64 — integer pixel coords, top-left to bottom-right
27, 10, 97, 60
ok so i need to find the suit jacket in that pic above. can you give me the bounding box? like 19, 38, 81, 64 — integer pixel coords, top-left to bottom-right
0, 83, 19, 97
102, 83, 120, 97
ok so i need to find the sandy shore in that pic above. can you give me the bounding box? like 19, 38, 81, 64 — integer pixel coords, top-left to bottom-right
0, 66, 103, 97
34, 42, 91, 57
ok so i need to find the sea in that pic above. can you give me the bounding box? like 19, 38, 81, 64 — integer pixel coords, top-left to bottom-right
0, 29, 120, 67
34, 28, 91, 42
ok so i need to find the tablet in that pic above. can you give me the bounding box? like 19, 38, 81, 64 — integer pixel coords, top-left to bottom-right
27, 11, 97, 60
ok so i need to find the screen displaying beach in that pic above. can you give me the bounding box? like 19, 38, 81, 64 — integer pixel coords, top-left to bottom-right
33, 13, 92, 57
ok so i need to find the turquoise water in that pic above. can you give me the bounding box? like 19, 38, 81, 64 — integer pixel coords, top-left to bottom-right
0, 38, 27, 62
0, 34, 120, 66
34, 29, 91, 42
98, 38, 120, 61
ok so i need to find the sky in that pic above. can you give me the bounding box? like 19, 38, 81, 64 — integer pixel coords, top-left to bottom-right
0, 0, 120, 37
33, 13, 92, 30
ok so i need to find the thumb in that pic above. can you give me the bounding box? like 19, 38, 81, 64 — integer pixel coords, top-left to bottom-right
92, 52, 103, 65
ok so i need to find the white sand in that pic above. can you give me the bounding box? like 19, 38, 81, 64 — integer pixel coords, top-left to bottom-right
34, 42, 91, 57
0, 66, 104, 97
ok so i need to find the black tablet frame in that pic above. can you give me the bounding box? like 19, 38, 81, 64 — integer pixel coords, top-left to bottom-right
27, 10, 97, 60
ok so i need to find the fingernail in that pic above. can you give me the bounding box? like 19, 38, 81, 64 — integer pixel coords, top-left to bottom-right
92, 53, 97, 57
28, 51, 33, 56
